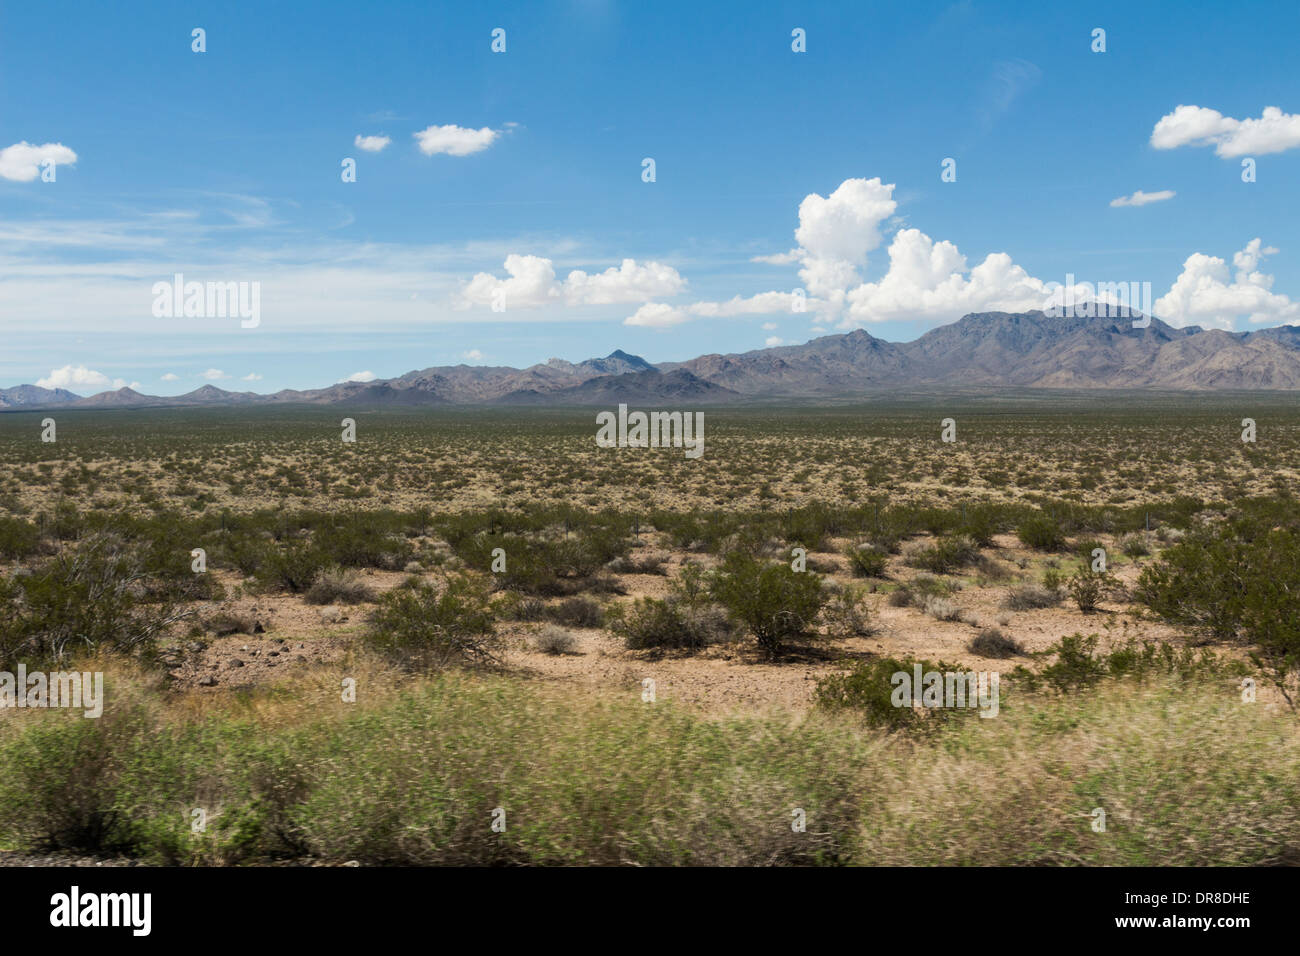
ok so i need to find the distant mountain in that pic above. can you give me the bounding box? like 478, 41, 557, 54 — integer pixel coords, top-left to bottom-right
0, 384, 80, 408
7, 319, 1300, 412
497, 368, 740, 405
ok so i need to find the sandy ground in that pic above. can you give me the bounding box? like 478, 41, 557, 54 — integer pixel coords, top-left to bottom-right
157, 531, 1188, 715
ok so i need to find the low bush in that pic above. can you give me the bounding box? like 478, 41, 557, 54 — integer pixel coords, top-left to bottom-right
968, 627, 1024, 659
1017, 514, 1066, 551
365, 575, 501, 670
710, 553, 825, 656
305, 567, 377, 606
535, 625, 576, 656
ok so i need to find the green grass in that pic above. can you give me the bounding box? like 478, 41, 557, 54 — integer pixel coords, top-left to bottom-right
0, 660, 1295, 866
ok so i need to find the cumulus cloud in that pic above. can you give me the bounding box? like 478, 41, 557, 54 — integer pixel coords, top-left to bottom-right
844, 229, 1051, 324
36, 365, 110, 390
201, 369, 228, 380
765, 336, 784, 347
793, 177, 898, 297
621, 177, 1298, 335
1154, 238, 1300, 330
457, 256, 685, 309
343, 371, 376, 382
0, 141, 77, 182
625, 303, 690, 328
1110, 189, 1176, 207
463, 349, 484, 361
242, 372, 263, 381
160, 372, 179, 382
1151, 105, 1300, 158
354, 134, 391, 153
414, 125, 499, 157
35, 365, 137, 392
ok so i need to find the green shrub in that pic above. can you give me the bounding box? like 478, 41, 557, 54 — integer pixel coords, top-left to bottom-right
843, 543, 888, 578
607, 597, 710, 651
0, 536, 190, 670
365, 575, 501, 669
1017, 514, 1066, 551
710, 553, 825, 656
0, 516, 41, 560
1066, 568, 1117, 613
257, 541, 329, 594
905, 534, 980, 574
814, 657, 973, 733
545, 596, 604, 628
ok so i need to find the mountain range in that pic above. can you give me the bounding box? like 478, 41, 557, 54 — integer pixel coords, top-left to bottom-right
6, 311, 1300, 410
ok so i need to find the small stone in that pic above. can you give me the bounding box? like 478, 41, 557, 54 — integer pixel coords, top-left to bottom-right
198, 675, 217, 687
229, 659, 244, 668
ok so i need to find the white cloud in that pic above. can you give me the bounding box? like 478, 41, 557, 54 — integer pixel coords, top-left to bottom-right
201, 369, 228, 380
463, 349, 484, 361
354, 134, 391, 153
625, 303, 690, 328
619, 178, 1300, 336
414, 125, 499, 157
343, 371, 376, 382
765, 336, 784, 347
36, 364, 110, 390
0, 142, 77, 182
1151, 105, 1300, 158
843, 228, 1050, 325
1110, 189, 1176, 208
458, 256, 685, 309
160, 372, 179, 381
761, 322, 778, 331
1154, 239, 1300, 330
686, 292, 800, 317
793, 177, 898, 297
242, 372, 263, 381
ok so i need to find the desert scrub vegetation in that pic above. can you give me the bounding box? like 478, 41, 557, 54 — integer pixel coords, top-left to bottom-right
968, 627, 1024, 659
710, 552, 826, 657
305, 567, 377, 605
0, 535, 194, 670
364, 574, 502, 670
606, 596, 724, 651
3, 660, 1296, 866
1135, 507, 1300, 706
843, 542, 888, 578
535, 624, 576, 656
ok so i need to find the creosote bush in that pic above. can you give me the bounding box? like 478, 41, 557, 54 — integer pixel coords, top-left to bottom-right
365, 574, 501, 670
709, 552, 825, 656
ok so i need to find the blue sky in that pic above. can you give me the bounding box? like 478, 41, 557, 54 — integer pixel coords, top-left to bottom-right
3, 0, 1299, 394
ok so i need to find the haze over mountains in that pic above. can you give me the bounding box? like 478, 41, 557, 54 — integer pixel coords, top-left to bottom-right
6, 311, 1300, 411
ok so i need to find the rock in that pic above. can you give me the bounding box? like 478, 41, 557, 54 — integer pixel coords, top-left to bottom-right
186, 641, 206, 653
229, 659, 244, 668
252, 621, 266, 634
268, 651, 279, 657
198, 675, 217, 687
